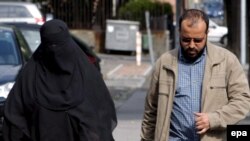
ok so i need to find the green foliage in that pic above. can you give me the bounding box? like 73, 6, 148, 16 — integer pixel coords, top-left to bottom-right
118, 0, 173, 22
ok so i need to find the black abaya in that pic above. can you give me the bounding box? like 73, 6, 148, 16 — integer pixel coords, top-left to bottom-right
3, 19, 117, 141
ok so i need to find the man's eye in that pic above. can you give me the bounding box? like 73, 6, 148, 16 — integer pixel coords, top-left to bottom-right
181, 38, 204, 43
193, 39, 203, 43
182, 38, 191, 42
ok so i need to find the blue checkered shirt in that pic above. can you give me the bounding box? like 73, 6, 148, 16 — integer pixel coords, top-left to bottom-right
169, 48, 206, 141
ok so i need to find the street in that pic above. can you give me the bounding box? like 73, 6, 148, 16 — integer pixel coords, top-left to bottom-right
113, 89, 147, 141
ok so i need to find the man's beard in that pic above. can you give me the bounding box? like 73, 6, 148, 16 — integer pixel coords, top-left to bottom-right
181, 45, 206, 62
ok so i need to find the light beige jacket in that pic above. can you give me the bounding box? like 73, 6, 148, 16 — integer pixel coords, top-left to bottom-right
141, 42, 250, 141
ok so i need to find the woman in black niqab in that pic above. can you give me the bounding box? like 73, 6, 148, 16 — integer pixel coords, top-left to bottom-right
3, 19, 117, 141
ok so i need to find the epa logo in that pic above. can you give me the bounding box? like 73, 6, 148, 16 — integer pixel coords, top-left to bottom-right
227, 125, 249, 140
231, 131, 247, 138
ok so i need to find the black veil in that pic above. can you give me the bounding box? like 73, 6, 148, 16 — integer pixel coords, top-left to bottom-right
3, 19, 117, 141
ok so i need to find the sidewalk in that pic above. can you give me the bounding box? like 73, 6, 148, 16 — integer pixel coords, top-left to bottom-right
113, 89, 147, 141
99, 53, 152, 109
99, 53, 152, 89
98, 53, 150, 140
98, 53, 152, 141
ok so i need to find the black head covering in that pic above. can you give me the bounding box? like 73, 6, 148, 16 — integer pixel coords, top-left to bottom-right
3, 19, 117, 141
34, 19, 85, 110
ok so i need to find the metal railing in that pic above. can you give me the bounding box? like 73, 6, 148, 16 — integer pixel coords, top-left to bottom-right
33, 0, 172, 31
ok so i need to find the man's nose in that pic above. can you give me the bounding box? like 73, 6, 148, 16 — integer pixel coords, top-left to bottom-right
189, 40, 196, 48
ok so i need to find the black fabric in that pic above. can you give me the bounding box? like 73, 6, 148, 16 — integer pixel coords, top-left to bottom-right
3, 19, 117, 141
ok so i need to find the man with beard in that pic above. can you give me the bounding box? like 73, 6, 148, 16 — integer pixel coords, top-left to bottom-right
140, 9, 250, 141
3, 19, 117, 141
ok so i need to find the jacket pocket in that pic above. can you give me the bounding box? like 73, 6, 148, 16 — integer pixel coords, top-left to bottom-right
208, 76, 228, 108
158, 80, 172, 96
156, 81, 172, 140
157, 81, 172, 119
210, 75, 227, 93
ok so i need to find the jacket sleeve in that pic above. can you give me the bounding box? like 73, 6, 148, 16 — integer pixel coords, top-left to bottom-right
208, 54, 250, 130
141, 60, 161, 141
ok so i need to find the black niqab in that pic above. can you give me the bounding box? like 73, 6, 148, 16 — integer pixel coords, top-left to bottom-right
3, 19, 117, 141
35, 19, 85, 110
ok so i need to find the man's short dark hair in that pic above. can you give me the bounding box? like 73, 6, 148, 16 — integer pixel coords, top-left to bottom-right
179, 9, 209, 33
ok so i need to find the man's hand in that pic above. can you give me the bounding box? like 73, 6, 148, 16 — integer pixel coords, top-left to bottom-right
194, 112, 210, 134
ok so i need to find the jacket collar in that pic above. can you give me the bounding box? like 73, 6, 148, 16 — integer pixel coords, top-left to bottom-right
162, 42, 225, 71
162, 48, 178, 72
206, 42, 225, 65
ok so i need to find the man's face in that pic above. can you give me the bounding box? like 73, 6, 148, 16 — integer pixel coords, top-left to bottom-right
179, 19, 207, 59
